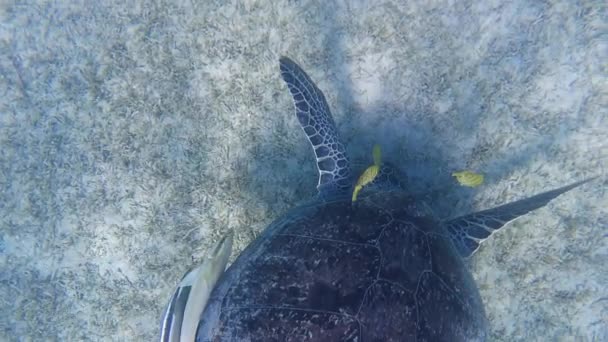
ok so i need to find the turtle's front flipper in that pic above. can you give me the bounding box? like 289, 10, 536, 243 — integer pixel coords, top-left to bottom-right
160, 231, 233, 342
445, 178, 595, 258
279, 57, 351, 196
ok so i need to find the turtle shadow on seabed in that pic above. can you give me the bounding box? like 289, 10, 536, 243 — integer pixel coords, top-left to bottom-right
241, 101, 475, 219
237, 10, 480, 218
237, 44, 500, 230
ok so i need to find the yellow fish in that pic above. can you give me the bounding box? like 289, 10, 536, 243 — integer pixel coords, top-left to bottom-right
352, 165, 380, 202
352, 144, 382, 202
452, 170, 484, 187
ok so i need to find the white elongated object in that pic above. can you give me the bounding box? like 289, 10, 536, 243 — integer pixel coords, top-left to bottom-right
160, 231, 233, 342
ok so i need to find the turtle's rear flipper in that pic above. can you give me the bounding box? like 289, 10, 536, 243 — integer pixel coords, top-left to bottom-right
279, 57, 351, 196
445, 178, 595, 258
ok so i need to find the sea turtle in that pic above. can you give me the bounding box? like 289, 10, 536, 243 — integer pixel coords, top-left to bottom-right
160, 57, 592, 341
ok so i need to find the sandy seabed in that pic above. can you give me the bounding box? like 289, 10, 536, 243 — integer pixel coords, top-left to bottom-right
0, 1, 606, 341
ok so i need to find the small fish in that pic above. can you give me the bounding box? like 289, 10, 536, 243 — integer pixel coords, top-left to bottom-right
352, 165, 380, 202
452, 170, 484, 187
352, 144, 382, 202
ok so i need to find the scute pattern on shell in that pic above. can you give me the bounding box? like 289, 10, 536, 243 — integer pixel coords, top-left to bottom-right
199, 191, 487, 341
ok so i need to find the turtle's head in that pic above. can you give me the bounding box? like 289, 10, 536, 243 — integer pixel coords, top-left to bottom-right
369, 161, 406, 191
